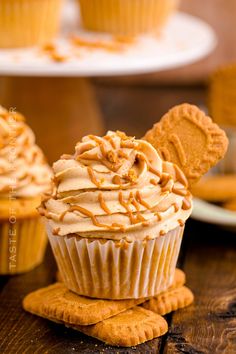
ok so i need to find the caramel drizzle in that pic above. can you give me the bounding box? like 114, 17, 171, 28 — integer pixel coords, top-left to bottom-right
119, 191, 148, 225
98, 192, 111, 215
182, 197, 192, 210
87, 166, 101, 188
136, 191, 152, 210
104, 135, 116, 149
52, 227, 61, 235
160, 230, 166, 236
172, 203, 179, 212
150, 178, 158, 186
156, 212, 162, 221
172, 186, 188, 197
178, 219, 185, 227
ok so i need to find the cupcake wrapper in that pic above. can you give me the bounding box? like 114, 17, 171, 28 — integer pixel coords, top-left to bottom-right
0, 217, 48, 274
47, 225, 184, 299
78, 0, 179, 36
0, 0, 62, 48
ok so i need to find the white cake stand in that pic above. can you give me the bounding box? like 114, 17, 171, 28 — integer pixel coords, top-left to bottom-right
0, 1, 216, 161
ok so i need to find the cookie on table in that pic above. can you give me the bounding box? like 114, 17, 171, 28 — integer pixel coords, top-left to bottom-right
23, 282, 145, 326
144, 104, 228, 185
142, 286, 194, 315
76, 307, 168, 347
191, 174, 236, 202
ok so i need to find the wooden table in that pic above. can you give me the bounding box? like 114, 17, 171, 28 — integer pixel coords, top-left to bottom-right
0, 83, 236, 353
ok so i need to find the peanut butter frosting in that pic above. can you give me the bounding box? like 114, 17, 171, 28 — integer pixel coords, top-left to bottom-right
40, 131, 192, 241
0, 106, 52, 198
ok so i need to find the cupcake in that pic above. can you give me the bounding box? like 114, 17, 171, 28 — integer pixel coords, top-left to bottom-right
0, 106, 52, 274
78, 0, 179, 36
0, 0, 63, 48
40, 130, 192, 299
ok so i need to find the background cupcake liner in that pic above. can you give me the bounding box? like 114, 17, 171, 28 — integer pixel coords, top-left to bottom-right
0, 0, 62, 48
0, 217, 48, 274
78, 0, 179, 36
47, 225, 184, 299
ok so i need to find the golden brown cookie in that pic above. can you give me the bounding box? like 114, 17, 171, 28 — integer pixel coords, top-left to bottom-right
223, 198, 236, 212
208, 64, 236, 127
169, 268, 186, 290
144, 104, 228, 185
142, 286, 194, 315
75, 307, 168, 347
191, 174, 236, 202
23, 282, 145, 325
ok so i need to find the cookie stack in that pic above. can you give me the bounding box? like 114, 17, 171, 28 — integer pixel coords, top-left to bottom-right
22, 103, 228, 347
23, 269, 193, 347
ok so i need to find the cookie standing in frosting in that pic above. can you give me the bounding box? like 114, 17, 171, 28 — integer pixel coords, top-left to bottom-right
0, 106, 52, 198
40, 131, 192, 241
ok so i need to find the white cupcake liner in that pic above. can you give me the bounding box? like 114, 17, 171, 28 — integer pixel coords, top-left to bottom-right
78, 0, 179, 36
47, 225, 184, 299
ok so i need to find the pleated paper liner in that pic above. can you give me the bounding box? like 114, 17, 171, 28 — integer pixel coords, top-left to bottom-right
78, 0, 179, 36
47, 225, 184, 299
0, 217, 48, 274
0, 0, 63, 48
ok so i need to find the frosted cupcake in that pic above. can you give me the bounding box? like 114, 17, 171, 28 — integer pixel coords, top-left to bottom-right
0, 0, 63, 48
78, 0, 179, 36
40, 130, 192, 299
0, 107, 52, 274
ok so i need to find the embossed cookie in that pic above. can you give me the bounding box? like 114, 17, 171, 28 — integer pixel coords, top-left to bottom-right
23, 282, 145, 325
191, 174, 236, 202
75, 307, 168, 347
209, 64, 236, 126
144, 104, 228, 185
142, 286, 194, 315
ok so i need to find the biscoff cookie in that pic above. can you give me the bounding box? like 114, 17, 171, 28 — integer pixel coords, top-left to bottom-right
75, 307, 168, 347
209, 64, 236, 127
223, 199, 236, 212
142, 286, 194, 315
168, 268, 186, 290
144, 104, 228, 185
23, 282, 145, 325
191, 174, 236, 202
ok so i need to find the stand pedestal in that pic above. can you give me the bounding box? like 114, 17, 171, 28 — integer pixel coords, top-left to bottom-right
0, 77, 104, 163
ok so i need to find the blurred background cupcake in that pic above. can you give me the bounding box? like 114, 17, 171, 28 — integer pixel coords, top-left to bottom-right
78, 0, 179, 36
0, 0, 63, 48
0, 106, 52, 274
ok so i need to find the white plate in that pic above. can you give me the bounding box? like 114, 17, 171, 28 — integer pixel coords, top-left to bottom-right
192, 198, 236, 231
0, 1, 217, 77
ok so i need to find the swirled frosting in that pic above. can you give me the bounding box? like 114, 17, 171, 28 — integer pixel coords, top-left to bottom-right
0, 106, 52, 198
41, 131, 192, 241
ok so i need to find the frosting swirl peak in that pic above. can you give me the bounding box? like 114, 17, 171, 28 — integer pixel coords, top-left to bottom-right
41, 131, 192, 241
0, 106, 52, 198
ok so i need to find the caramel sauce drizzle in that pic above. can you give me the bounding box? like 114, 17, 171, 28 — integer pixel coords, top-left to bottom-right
172, 186, 188, 197
87, 166, 101, 188
104, 135, 116, 149
172, 203, 179, 212
156, 212, 162, 221
98, 192, 111, 215
178, 219, 185, 227
136, 191, 152, 210
52, 227, 61, 235
182, 197, 192, 210
160, 230, 166, 236
150, 178, 158, 186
